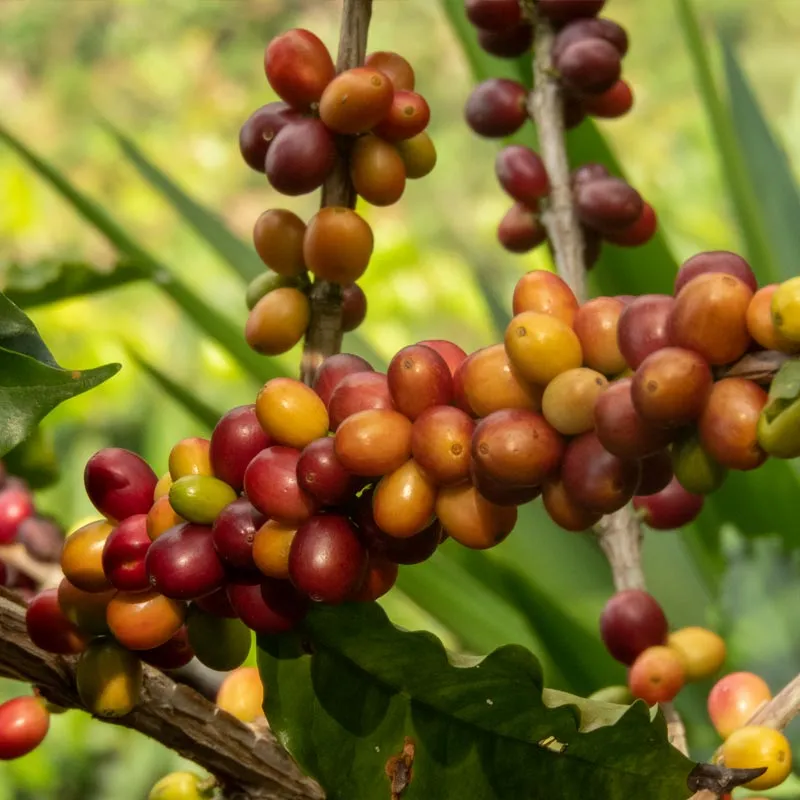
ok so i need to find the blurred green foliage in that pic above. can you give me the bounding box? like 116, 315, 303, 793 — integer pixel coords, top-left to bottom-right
1, 0, 800, 797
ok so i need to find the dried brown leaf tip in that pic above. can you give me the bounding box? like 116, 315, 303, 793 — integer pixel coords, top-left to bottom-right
385, 737, 415, 799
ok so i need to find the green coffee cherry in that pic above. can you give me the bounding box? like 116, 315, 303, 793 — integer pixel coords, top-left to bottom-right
76, 640, 143, 718
148, 771, 215, 800
671, 431, 728, 495
169, 476, 237, 525
246, 271, 309, 311
588, 685, 634, 705
186, 608, 252, 672
758, 396, 800, 459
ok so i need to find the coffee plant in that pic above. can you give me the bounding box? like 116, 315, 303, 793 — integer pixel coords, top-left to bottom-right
0, 0, 799, 798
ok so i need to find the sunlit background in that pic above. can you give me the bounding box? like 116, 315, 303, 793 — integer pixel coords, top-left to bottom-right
1, 0, 800, 797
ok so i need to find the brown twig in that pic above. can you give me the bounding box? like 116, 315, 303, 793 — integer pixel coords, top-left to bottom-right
0, 544, 61, 589
299, 0, 373, 384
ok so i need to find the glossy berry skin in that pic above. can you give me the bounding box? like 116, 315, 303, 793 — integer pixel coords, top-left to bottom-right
57, 579, 114, 637
538, 0, 606, 23
477, 23, 533, 59
634, 478, 704, 530
215, 666, 265, 724
187, 609, 251, 673
145, 523, 226, 601
238, 102, 299, 173
106, 589, 186, 651
671, 431, 728, 496
495, 146, 550, 206
542, 367, 608, 436
471, 467, 541, 507
341, 284, 368, 332
211, 498, 265, 572
288, 515, 368, 604
637, 451, 674, 497
575, 178, 643, 233
139, 626, 195, 671
194, 586, 239, 619
387, 344, 453, 420
600, 589, 668, 665
436, 484, 517, 550
416, 340, 468, 376
395, 133, 437, 179
102, 514, 152, 592
0, 696, 49, 760
252, 208, 306, 278
512, 270, 579, 325
264, 29, 335, 110
604, 200, 657, 245
168, 476, 238, 526
373, 459, 437, 538
498, 204, 546, 253
0, 482, 34, 544
297, 437, 361, 507
674, 250, 758, 295
556, 38, 621, 95
76, 640, 143, 718
465, 0, 522, 30
319, 68, 395, 135
245, 287, 310, 356
628, 646, 685, 704
667, 627, 726, 682
617, 294, 675, 370
542, 478, 602, 532
350, 135, 407, 207
243, 446, 318, 524
364, 51, 415, 92
25, 589, 88, 655
303, 206, 374, 284
721, 727, 792, 791
169, 437, 212, 480
61, 520, 114, 593
552, 18, 629, 61
572, 296, 626, 376
312, 353, 374, 408
465, 79, 528, 138
209, 405, 271, 493
708, 672, 772, 739
351, 556, 399, 602
373, 91, 431, 142
334, 409, 413, 477
265, 118, 336, 196
411, 405, 475, 485
747, 284, 800, 353
584, 77, 634, 119
84, 448, 158, 523
227, 577, 308, 634
256, 378, 329, 450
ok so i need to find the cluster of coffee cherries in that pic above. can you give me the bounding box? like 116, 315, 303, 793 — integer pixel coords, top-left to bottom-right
599, 589, 792, 791
239, 29, 437, 357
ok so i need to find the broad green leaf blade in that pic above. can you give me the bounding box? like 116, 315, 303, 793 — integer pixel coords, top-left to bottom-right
0, 124, 276, 384
105, 124, 264, 283
0, 293, 58, 367
673, 0, 776, 281
258, 603, 694, 800
720, 37, 800, 283
125, 347, 223, 431
0, 348, 119, 456
1, 260, 146, 309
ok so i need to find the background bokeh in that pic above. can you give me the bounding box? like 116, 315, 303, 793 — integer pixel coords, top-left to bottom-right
1, 0, 799, 797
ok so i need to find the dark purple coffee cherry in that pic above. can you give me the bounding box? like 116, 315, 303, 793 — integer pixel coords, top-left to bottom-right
538, 0, 606, 25
555, 37, 621, 95
476, 22, 534, 58
495, 145, 550, 206
575, 177, 644, 233
238, 102, 300, 173
265, 117, 337, 196
552, 17, 629, 62
498, 203, 547, 254
465, 0, 523, 31
465, 78, 528, 138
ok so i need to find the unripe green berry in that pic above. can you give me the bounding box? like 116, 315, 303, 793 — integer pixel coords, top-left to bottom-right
168, 476, 238, 525
671, 431, 728, 495
245, 271, 309, 311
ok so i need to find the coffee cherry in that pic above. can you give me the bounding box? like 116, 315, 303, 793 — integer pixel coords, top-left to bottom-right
374, 91, 431, 142
634, 477, 704, 530
313, 353, 374, 407
373, 459, 437, 539
631, 347, 713, 427
674, 250, 758, 295
668, 627, 726, 682
212, 498, 265, 571
289, 515, 368, 604
617, 294, 675, 369
149, 772, 206, 800
562, 432, 640, 514
76, 640, 143, 718
542, 477, 602, 531
244, 446, 318, 524
147, 496, 185, 541
365, 51, 415, 91
747, 285, 800, 353
628, 646, 685, 704
107, 589, 186, 650
139, 626, 195, 671
594, 379, 673, 460
388, 344, 453, 420
239, 103, 300, 173
465, 0, 523, 30
252, 519, 296, 579
0, 480, 32, 544
26, 589, 88, 655
341, 284, 367, 332
722, 727, 792, 791
169, 476, 238, 526
637, 450, 674, 496
16, 515, 63, 563
394, 132, 437, 179
542, 367, 608, 435
297, 437, 360, 506
758, 390, 800, 460
435, 484, 517, 549
556, 37, 621, 95
169, 437, 212, 480
256, 377, 329, 450
698, 378, 767, 471
454, 344, 543, 417
575, 177, 643, 233
264, 29, 335, 110
600, 589, 668, 665
538, 0, 606, 24
470, 467, 541, 506
265, 118, 336, 196
708, 672, 772, 739
194, 586, 239, 619
154, 472, 172, 501
477, 23, 534, 58
584, 80, 634, 119
466, 79, 528, 138
513, 270, 579, 325
350, 135, 407, 207
495, 146, 550, 206
304, 207, 374, 284
0, 696, 49, 760
245, 287, 310, 355
334, 409, 413, 477
146, 523, 226, 601
669, 272, 753, 365
227, 577, 308, 634
552, 18, 629, 61
498, 203, 547, 253
85, 448, 158, 523
328, 371, 394, 430
57, 578, 114, 636
319, 67, 395, 135
417, 339, 469, 376
573, 297, 626, 375
771, 276, 800, 342
245, 272, 308, 312
411, 406, 474, 485
102, 514, 152, 592
210, 405, 271, 493
61, 519, 114, 593
187, 608, 251, 672
352, 556, 399, 602
671, 430, 728, 495
505, 311, 583, 385
252, 209, 306, 277
216, 666, 264, 723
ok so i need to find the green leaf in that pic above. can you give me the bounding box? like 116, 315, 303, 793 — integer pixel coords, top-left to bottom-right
124, 346, 223, 431
0, 260, 146, 309
721, 36, 800, 283
258, 603, 694, 800
673, 0, 776, 281
104, 123, 264, 283
0, 123, 275, 384
0, 292, 58, 367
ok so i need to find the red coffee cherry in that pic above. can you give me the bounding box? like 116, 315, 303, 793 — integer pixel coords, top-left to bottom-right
465, 0, 523, 31
238, 102, 299, 173
265, 118, 336, 196
555, 37, 621, 95
466, 79, 528, 138
84, 448, 158, 523
264, 29, 336, 110
495, 146, 550, 206
0, 696, 50, 760
600, 589, 668, 665
477, 23, 534, 59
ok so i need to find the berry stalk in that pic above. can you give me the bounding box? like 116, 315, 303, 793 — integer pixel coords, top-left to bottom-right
300, 0, 374, 384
